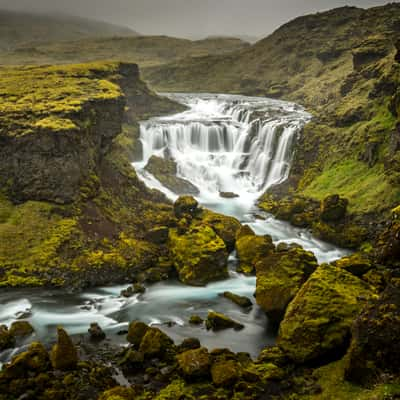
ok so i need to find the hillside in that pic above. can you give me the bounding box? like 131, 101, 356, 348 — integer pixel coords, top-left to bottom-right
0, 35, 249, 67
143, 4, 400, 241
0, 10, 137, 51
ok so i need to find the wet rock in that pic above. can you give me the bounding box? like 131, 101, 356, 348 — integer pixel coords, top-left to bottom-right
178, 337, 201, 353
345, 281, 400, 386
236, 232, 275, 275
211, 359, 242, 387
219, 191, 239, 198
121, 283, 146, 298
277, 264, 374, 364
145, 225, 170, 244
255, 245, 318, 324
0, 325, 16, 351
145, 155, 199, 195
169, 225, 228, 286
177, 347, 211, 379
9, 321, 34, 338
50, 327, 78, 370
205, 311, 244, 331
222, 291, 252, 308
88, 323, 106, 342
139, 327, 174, 358
320, 194, 348, 222
173, 196, 199, 219
127, 321, 149, 347
189, 315, 203, 325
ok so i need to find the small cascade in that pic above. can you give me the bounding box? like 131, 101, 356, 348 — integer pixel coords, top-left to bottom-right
136, 93, 310, 203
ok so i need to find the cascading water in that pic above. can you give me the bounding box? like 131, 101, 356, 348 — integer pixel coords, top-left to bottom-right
136, 93, 310, 207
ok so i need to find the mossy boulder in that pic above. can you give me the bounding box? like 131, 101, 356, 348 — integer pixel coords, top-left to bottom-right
236, 232, 275, 275
169, 225, 228, 286
255, 245, 318, 324
345, 281, 400, 386
174, 196, 199, 219
9, 321, 34, 338
277, 264, 374, 364
205, 311, 244, 331
176, 347, 211, 379
236, 224, 256, 239
189, 315, 203, 325
333, 253, 373, 277
139, 327, 174, 358
211, 359, 242, 387
127, 321, 149, 347
1, 342, 50, 379
88, 322, 106, 341
177, 337, 201, 353
99, 386, 138, 400
0, 325, 15, 351
50, 327, 78, 370
199, 210, 241, 251
320, 194, 348, 222
222, 291, 252, 308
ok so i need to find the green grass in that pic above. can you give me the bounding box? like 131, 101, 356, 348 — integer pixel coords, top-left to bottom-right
302, 159, 400, 214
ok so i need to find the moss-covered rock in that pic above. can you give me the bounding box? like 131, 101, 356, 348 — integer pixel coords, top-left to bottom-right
50, 327, 78, 371
173, 196, 199, 219
236, 232, 275, 275
177, 337, 201, 353
333, 253, 373, 277
139, 327, 174, 358
176, 347, 211, 379
189, 315, 203, 325
169, 225, 228, 286
376, 221, 400, 267
278, 264, 374, 364
205, 311, 244, 331
320, 195, 348, 222
222, 291, 252, 308
98, 386, 138, 400
9, 321, 34, 338
199, 210, 241, 251
255, 245, 318, 324
127, 321, 149, 347
0, 325, 15, 351
345, 281, 400, 386
211, 359, 242, 387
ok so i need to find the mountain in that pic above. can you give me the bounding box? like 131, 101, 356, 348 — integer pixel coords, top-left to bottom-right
143, 4, 400, 234
0, 10, 138, 50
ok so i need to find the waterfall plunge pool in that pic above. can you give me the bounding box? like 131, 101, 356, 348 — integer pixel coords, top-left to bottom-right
0, 94, 350, 364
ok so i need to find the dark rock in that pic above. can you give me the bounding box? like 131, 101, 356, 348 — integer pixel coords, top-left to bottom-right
119, 348, 144, 369
320, 194, 348, 222
88, 323, 106, 341
145, 226, 170, 244
219, 192, 239, 199
173, 196, 199, 219
178, 338, 201, 353
50, 327, 78, 370
189, 315, 203, 325
127, 321, 149, 347
205, 311, 244, 331
121, 283, 146, 298
0, 325, 15, 351
222, 291, 252, 308
394, 39, 400, 64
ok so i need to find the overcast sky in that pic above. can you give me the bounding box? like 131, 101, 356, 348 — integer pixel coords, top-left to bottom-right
0, 0, 396, 39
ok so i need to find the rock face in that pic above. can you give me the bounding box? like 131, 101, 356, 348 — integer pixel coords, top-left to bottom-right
205, 311, 244, 331
345, 281, 400, 385
320, 194, 348, 222
277, 264, 374, 364
169, 225, 228, 286
50, 327, 78, 370
177, 347, 211, 379
255, 244, 318, 324
145, 155, 199, 195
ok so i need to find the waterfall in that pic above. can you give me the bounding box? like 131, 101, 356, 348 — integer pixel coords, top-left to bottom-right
135, 93, 310, 205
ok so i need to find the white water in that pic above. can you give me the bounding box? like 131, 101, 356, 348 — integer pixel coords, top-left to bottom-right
0, 94, 349, 365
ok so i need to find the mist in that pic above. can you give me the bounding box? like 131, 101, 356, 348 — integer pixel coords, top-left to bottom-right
0, 0, 396, 39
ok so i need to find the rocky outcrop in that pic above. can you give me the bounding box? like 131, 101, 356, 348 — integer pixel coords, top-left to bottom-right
50, 327, 78, 370
205, 311, 244, 331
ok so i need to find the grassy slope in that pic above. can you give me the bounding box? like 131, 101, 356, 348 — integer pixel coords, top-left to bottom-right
0, 9, 137, 50
143, 4, 400, 218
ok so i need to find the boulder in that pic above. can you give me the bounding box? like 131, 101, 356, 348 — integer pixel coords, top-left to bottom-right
50, 327, 78, 370
145, 155, 199, 195
99, 387, 138, 400
211, 359, 241, 387
320, 194, 348, 222
88, 322, 106, 341
178, 337, 201, 353
9, 321, 34, 338
145, 226, 170, 244
169, 225, 228, 286
236, 232, 275, 275
222, 291, 252, 308
205, 311, 244, 331
255, 245, 318, 324
127, 321, 149, 347
189, 315, 203, 325
345, 281, 400, 386
0, 325, 15, 351
200, 210, 241, 251
219, 192, 239, 199
333, 253, 373, 277
176, 347, 211, 379
173, 196, 199, 219
139, 327, 174, 358
277, 264, 374, 364
121, 283, 146, 298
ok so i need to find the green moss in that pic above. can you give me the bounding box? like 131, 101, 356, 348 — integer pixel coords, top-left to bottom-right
34, 116, 78, 131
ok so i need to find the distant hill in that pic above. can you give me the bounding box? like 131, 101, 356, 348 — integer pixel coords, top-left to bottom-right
0, 10, 138, 50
